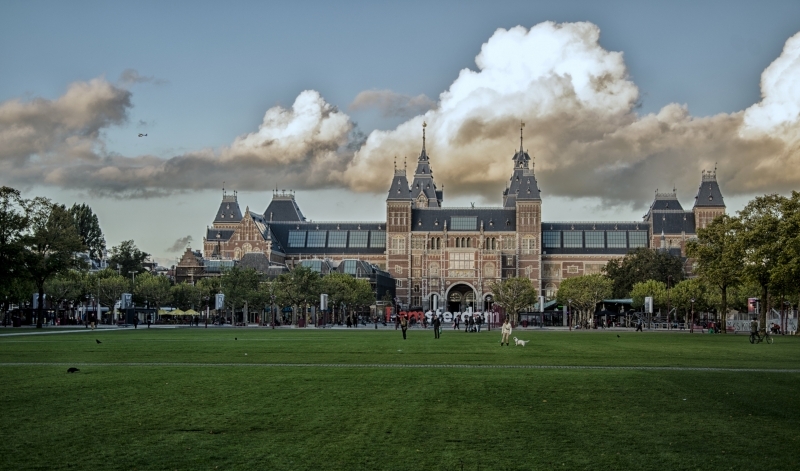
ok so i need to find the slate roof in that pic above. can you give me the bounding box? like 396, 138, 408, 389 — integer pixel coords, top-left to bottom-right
263, 193, 306, 222
540, 221, 649, 255
646, 191, 684, 212
411, 208, 517, 232
238, 252, 272, 273
268, 221, 387, 255
694, 171, 725, 207
213, 193, 243, 224
409, 144, 442, 207
651, 211, 696, 235
503, 147, 541, 206
387, 169, 412, 201
206, 228, 235, 242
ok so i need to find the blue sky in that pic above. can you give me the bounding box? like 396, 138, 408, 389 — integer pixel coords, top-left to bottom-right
2, 0, 800, 265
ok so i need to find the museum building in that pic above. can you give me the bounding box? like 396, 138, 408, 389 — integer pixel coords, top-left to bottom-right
202, 126, 725, 313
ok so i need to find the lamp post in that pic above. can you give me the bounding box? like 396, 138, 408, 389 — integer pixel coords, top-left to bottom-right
666, 275, 672, 329
690, 298, 695, 333
271, 294, 276, 329
567, 299, 572, 331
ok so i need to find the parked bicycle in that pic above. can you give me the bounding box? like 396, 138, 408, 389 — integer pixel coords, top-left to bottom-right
749, 331, 774, 344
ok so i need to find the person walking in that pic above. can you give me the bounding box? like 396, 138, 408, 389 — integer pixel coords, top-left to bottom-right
477, 314, 483, 333
749, 317, 759, 342
400, 315, 408, 340
133, 315, 138, 329
468, 315, 475, 333
635, 316, 643, 332
501, 318, 512, 346
433, 314, 441, 339
453, 315, 460, 330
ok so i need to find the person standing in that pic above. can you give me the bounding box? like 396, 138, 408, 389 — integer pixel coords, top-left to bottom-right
467, 315, 475, 333
750, 317, 759, 341
400, 315, 408, 340
453, 315, 459, 330
477, 314, 483, 333
635, 317, 643, 332
433, 314, 441, 339
501, 318, 512, 346
133, 315, 138, 329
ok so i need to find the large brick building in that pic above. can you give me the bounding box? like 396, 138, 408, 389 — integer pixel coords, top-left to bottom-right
202, 125, 725, 312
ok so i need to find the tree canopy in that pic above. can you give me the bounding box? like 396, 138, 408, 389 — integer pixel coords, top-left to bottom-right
108, 240, 150, 276
489, 277, 536, 324
68, 203, 106, 260
604, 248, 685, 299
556, 274, 613, 326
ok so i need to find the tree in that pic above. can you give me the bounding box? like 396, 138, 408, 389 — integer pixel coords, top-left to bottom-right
737, 195, 786, 328
197, 277, 222, 311
556, 274, 613, 327
44, 271, 86, 315
108, 240, 149, 277
22, 198, 87, 328
630, 280, 667, 313
686, 214, 744, 331
277, 266, 321, 325
0, 187, 29, 315
134, 272, 172, 311
321, 273, 356, 323
93, 271, 129, 319
604, 248, 685, 299
488, 277, 536, 324
220, 267, 261, 323
669, 279, 708, 322
171, 282, 201, 311
68, 203, 106, 260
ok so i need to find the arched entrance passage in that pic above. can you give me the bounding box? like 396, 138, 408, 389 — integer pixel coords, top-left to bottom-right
446, 283, 476, 313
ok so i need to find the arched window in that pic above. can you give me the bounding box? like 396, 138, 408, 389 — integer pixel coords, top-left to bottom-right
484, 262, 495, 278
234, 247, 242, 260
545, 283, 558, 300
242, 243, 252, 254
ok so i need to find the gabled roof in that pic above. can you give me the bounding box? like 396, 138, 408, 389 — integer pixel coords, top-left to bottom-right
206, 228, 234, 242
694, 170, 725, 208
644, 190, 683, 221
213, 192, 243, 224
264, 192, 306, 222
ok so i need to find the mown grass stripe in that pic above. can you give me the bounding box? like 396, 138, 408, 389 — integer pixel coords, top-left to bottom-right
2, 362, 798, 373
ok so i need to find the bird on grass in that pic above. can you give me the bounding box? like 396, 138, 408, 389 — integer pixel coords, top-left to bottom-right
235, 338, 238, 340
96, 339, 102, 344
617, 335, 620, 338
67, 368, 80, 373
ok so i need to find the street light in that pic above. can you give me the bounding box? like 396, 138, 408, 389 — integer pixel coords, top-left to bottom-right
667, 275, 672, 329
690, 298, 695, 333
567, 299, 572, 332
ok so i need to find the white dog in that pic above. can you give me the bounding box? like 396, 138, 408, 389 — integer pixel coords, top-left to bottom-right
513, 337, 529, 347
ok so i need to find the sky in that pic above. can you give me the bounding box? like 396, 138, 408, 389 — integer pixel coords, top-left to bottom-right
2, 0, 800, 267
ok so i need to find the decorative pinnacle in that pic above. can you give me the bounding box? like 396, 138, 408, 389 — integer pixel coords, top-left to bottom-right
520, 121, 525, 153
422, 121, 427, 152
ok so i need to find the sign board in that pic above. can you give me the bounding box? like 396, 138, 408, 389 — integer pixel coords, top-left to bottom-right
215, 293, 225, 310
538, 296, 545, 312
644, 296, 653, 314
121, 293, 132, 309
32, 294, 46, 309
320, 294, 328, 311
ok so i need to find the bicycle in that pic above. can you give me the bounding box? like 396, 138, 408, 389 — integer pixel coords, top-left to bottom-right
749, 331, 774, 344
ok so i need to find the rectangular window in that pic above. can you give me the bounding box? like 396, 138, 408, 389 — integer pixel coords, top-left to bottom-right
542, 231, 561, 248
327, 231, 347, 248
563, 231, 582, 248
502, 237, 515, 250
390, 236, 406, 254
307, 231, 326, 247
522, 237, 536, 255
607, 231, 627, 248
349, 231, 368, 248
585, 231, 604, 248
342, 260, 358, 275
287, 231, 306, 248
450, 216, 477, 231
448, 252, 474, 270
628, 231, 648, 248
370, 231, 386, 248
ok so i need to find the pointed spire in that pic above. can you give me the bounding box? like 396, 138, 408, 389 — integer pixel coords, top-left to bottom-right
519, 121, 525, 153
422, 121, 427, 153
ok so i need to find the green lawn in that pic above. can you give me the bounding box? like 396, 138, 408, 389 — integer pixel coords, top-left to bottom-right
1, 327, 798, 470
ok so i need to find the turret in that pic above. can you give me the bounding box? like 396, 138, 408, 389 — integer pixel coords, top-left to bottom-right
409, 122, 442, 208
693, 168, 726, 230
503, 122, 541, 207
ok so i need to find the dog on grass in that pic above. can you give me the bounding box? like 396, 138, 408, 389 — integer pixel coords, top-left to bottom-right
513, 337, 529, 347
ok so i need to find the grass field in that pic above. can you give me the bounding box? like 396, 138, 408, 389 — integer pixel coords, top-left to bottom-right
1, 327, 798, 470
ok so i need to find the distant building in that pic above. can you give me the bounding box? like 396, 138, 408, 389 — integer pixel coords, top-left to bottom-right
201, 125, 725, 312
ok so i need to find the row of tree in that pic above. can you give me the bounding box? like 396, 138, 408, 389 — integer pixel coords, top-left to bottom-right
488, 192, 800, 329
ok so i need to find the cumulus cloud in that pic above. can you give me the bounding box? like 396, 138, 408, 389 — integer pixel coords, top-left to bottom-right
167, 235, 193, 253
2, 23, 800, 208
349, 89, 436, 118
341, 23, 800, 207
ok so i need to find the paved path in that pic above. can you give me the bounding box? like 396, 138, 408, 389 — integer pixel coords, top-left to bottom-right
1, 362, 798, 373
